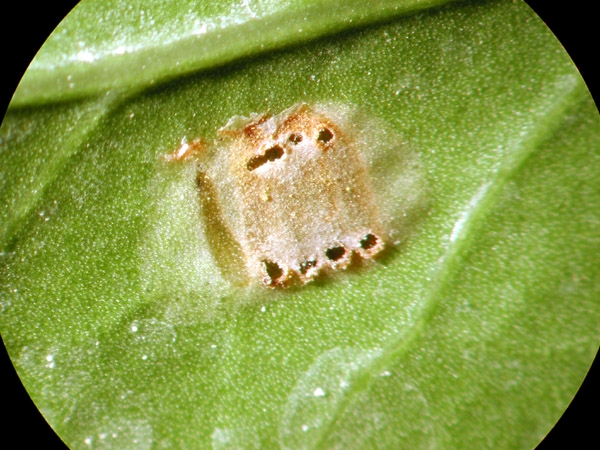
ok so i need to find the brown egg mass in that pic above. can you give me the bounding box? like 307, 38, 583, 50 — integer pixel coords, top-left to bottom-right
169, 103, 387, 288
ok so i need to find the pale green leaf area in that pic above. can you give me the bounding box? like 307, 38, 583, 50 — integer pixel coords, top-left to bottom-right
1, 0, 600, 449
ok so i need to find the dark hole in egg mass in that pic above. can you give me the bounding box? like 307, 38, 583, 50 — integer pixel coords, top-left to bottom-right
317, 128, 334, 143
360, 234, 378, 250
264, 260, 284, 283
325, 246, 346, 261
247, 145, 284, 171
288, 133, 303, 144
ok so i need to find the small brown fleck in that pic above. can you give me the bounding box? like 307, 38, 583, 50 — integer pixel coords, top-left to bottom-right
360, 234, 378, 250
325, 246, 346, 261
263, 260, 284, 286
288, 133, 303, 144
246, 145, 284, 171
317, 127, 334, 144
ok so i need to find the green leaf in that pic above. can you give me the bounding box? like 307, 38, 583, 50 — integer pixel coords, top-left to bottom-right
14, 0, 458, 106
2, 0, 599, 449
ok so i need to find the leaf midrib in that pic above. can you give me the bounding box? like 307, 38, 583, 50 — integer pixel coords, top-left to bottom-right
14, 0, 461, 106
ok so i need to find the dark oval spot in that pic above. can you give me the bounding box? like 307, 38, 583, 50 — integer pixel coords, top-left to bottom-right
263, 260, 284, 284
360, 234, 378, 250
247, 145, 284, 171
325, 246, 346, 261
317, 128, 334, 144
288, 133, 303, 144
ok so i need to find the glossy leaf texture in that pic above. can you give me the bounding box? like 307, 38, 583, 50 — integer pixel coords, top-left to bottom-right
1, 0, 599, 449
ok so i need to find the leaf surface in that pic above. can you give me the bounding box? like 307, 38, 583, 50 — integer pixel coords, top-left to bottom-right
1, 1, 599, 449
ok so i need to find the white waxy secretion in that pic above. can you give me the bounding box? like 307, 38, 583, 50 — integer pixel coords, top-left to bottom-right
168, 103, 386, 288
